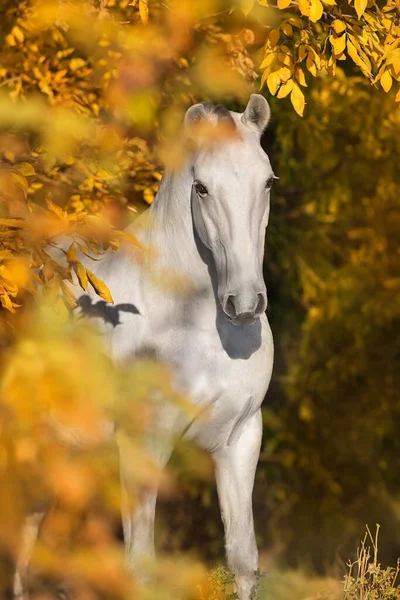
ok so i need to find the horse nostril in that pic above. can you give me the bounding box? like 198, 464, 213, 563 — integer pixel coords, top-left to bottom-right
256, 293, 267, 315
224, 295, 237, 318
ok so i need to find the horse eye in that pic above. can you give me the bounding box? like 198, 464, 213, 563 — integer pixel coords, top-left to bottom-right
266, 176, 274, 190
194, 182, 208, 197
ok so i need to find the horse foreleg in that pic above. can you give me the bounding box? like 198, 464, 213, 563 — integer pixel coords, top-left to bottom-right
118, 432, 173, 582
213, 410, 262, 600
13, 512, 44, 599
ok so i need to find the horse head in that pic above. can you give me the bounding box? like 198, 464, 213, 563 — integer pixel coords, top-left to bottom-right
185, 95, 275, 327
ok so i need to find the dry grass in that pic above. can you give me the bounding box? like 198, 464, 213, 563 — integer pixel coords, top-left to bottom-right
205, 527, 400, 600
343, 526, 400, 600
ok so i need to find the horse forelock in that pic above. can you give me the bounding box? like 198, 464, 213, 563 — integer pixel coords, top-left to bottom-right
201, 102, 236, 129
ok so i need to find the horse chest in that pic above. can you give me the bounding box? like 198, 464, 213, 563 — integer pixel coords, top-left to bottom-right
144, 315, 273, 450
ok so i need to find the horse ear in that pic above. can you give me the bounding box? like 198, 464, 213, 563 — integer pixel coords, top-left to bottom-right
241, 94, 271, 134
184, 104, 208, 129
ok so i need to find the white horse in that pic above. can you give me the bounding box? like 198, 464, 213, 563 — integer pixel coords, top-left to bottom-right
14, 94, 275, 600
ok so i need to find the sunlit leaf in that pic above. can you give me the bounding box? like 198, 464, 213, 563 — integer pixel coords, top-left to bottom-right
332, 19, 346, 34
380, 69, 393, 92
277, 78, 294, 97
354, 0, 368, 18
46, 198, 66, 220
87, 270, 114, 303
330, 33, 347, 55
15, 162, 36, 177
139, 0, 149, 23
73, 261, 89, 291
281, 22, 293, 36
61, 281, 77, 307
267, 71, 281, 95
295, 67, 308, 87
309, 0, 323, 22
290, 82, 305, 115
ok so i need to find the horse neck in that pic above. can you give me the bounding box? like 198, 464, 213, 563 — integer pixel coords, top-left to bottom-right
145, 164, 211, 291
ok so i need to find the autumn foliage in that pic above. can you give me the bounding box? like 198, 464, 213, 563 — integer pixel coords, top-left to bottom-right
0, 0, 398, 313
0, 0, 399, 598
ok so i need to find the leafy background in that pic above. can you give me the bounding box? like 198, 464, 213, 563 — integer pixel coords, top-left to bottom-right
0, 0, 399, 598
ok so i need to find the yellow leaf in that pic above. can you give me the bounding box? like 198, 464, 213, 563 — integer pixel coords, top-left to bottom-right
241, 0, 255, 14
69, 58, 86, 71
267, 71, 281, 95
332, 19, 346, 34
46, 198, 66, 219
381, 69, 393, 92
0, 218, 28, 228
268, 28, 281, 46
387, 49, 400, 77
330, 33, 347, 55
298, 45, 308, 62
281, 22, 293, 36
77, 243, 102, 261
139, 0, 149, 23
12, 26, 25, 43
347, 40, 361, 66
73, 262, 88, 291
309, 0, 323, 22
143, 187, 155, 204
260, 52, 276, 70
67, 244, 78, 263
277, 78, 294, 98
15, 162, 36, 177
87, 270, 114, 303
288, 17, 303, 27
117, 231, 143, 249
276, 65, 293, 80
277, 0, 292, 9
354, 0, 368, 18
295, 67, 308, 86
54, 69, 68, 82
5, 34, 16, 47
278, 51, 293, 66
10, 172, 29, 196
61, 281, 77, 308
396, 88, 400, 102
0, 293, 18, 313
298, 0, 310, 16
306, 54, 317, 76
290, 83, 305, 116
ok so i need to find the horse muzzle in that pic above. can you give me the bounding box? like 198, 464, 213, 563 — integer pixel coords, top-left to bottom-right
222, 288, 267, 326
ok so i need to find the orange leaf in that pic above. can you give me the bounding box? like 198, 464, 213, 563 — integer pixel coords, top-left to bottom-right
73, 262, 88, 291
87, 270, 114, 304
67, 244, 78, 263
139, 0, 148, 23
46, 199, 66, 220
61, 281, 77, 308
